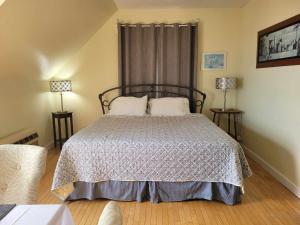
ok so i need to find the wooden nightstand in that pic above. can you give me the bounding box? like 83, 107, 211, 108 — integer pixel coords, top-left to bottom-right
52, 112, 74, 150
210, 108, 243, 140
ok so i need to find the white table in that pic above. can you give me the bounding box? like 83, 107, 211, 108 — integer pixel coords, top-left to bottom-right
0, 205, 75, 225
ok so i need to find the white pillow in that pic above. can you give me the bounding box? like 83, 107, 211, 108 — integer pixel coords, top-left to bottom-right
108, 95, 148, 116
149, 97, 190, 116
98, 201, 122, 225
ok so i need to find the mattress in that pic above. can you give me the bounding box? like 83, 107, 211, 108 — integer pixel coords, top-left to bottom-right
51, 114, 252, 200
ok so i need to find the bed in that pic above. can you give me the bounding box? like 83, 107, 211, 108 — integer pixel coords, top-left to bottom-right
51, 84, 252, 205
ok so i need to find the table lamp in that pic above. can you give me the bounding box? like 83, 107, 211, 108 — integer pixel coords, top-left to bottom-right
49, 80, 72, 113
216, 77, 236, 111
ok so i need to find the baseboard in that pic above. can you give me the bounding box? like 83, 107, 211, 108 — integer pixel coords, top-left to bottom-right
243, 145, 300, 198
44, 141, 54, 150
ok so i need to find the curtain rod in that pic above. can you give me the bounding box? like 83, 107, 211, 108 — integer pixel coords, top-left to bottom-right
118, 23, 198, 27
117, 19, 199, 27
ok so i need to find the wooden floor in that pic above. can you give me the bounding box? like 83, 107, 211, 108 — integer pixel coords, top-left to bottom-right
38, 149, 300, 225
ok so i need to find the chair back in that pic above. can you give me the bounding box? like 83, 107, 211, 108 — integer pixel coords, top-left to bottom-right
98, 201, 123, 225
0, 144, 47, 204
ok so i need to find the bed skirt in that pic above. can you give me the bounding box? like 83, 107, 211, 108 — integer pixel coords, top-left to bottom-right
67, 181, 241, 205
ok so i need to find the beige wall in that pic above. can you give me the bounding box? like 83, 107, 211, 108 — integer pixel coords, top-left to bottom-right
58, 3, 300, 191
238, 0, 300, 187
0, 77, 55, 145
57, 8, 242, 130
0, 0, 117, 145
2, 0, 299, 193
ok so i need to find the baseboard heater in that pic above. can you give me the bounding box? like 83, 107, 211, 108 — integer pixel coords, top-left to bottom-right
0, 128, 39, 145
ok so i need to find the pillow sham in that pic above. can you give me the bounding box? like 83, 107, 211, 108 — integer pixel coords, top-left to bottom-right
108, 95, 148, 116
149, 97, 190, 116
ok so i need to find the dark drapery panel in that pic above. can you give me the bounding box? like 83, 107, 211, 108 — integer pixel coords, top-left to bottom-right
118, 24, 157, 94
118, 23, 198, 97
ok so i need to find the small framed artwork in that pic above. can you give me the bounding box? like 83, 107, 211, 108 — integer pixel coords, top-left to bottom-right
202, 52, 226, 70
257, 14, 300, 68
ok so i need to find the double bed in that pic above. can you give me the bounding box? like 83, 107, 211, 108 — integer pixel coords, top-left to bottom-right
51, 84, 252, 205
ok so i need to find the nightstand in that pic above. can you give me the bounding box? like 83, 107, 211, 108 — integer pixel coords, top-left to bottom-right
52, 112, 74, 150
210, 108, 243, 140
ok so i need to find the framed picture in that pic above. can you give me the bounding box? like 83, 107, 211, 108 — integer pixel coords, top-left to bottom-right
202, 52, 226, 70
257, 14, 300, 68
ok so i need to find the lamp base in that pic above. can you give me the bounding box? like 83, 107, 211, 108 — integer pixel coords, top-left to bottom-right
222, 89, 227, 112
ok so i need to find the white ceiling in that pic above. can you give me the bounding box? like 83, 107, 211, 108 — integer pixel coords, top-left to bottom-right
113, 0, 250, 9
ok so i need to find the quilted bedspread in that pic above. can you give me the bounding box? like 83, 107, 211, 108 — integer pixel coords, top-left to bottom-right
52, 114, 252, 199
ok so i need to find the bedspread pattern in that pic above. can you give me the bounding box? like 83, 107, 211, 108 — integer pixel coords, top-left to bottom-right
52, 115, 252, 193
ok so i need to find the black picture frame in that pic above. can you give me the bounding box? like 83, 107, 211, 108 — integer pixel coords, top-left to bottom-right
257, 14, 300, 68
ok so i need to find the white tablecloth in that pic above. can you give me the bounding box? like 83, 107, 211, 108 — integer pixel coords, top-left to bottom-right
0, 205, 75, 225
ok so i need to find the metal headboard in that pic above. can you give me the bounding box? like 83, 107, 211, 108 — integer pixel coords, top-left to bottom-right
99, 84, 206, 114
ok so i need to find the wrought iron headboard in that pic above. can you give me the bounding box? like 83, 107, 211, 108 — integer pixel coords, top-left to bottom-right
99, 84, 206, 114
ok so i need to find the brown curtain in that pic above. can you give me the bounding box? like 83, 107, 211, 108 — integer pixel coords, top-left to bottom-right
118, 23, 198, 97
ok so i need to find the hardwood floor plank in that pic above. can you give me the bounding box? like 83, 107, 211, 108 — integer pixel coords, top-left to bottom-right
38, 149, 300, 225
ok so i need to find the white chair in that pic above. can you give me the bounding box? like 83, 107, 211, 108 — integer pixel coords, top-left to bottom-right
0, 144, 47, 204
98, 201, 123, 225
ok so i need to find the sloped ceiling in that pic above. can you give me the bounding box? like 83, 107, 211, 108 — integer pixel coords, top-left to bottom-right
0, 0, 117, 79
114, 0, 250, 8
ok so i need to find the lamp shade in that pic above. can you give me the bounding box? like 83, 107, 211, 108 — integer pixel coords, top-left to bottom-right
216, 77, 236, 90
49, 80, 72, 92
